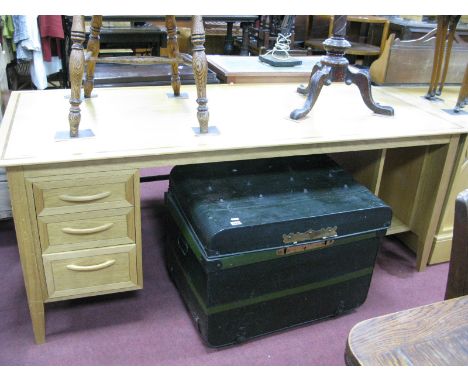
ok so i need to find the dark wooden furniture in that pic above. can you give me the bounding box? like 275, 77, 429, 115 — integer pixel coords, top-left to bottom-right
388, 16, 468, 42
345, 295, 468, 365
93, 62, 219, 88
346, 188, 468, 366
82, 15, 258, 56
67, 15, 210, 137
245, 16, 311, 56
290, 15, 394, 120
305, 16, 390, 60
200, 15, 258, 56
445, 189, 468, 299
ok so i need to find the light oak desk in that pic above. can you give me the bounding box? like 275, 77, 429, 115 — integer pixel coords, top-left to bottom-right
0, 83, 466, 344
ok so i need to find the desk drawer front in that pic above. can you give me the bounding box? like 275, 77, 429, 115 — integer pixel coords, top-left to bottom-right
43, 244, 139, 299
32, 171, 135, 216
38, 208, 135, 254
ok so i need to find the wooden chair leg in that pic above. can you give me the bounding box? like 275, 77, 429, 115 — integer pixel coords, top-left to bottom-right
455, 64, 468, 112
191, 15, 209, 133
68, 15, 86, 137
437, 16, 461, 96
426, 16, 449, 99
165, 15, 181, 96
84, 15, 102, 98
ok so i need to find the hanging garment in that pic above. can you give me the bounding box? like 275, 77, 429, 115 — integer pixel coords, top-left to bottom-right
12, 15, 52, 89
12, 15, 34, 60
38, 15, 64, 62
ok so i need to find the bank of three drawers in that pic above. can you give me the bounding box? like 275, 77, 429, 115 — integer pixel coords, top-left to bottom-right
27, 169, 142, 301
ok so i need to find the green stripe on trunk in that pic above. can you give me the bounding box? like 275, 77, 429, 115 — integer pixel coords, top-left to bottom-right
172, 246, 373, 316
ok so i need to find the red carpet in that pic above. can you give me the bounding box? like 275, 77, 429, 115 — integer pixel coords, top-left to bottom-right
0, 169, 449, 365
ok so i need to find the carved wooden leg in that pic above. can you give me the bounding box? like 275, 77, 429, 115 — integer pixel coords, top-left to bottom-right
455, 64, 468, 112
290, 65, 331, 120
84, 15, 102, 98
437, 15, 461, 96
191, 16, 209, 133
346, 66, 394, 116
297, 62, 323, 95
166, 15, 181, 96
426, 16, 449, 99
68, 16, 86, 137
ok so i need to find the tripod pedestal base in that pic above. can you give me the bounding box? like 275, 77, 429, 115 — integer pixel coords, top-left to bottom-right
291, 63, 394, 120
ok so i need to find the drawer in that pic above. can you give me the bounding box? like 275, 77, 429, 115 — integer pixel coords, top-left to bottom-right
38, 207, 135, 254
43, 244, 140, 299
32, 171, 136, 216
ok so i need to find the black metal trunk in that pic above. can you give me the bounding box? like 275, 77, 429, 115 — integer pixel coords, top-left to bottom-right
164, 154, 392, 347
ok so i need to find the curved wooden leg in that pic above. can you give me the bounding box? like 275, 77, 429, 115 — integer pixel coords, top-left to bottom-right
191, 15, 209, 133
437, 15, 461, 96
84, 15, 102, 98
426, 16, 449, 99
454, 64, 468, 113
346, 66, 394, 116
297, 62, 323, 95
166, 15, 181, 96
68, 16, 85, 137
290, 65, 331, 120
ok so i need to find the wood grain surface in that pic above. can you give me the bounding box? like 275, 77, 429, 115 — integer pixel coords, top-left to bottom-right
1, 84, 466, 168
346, 295, 468, 365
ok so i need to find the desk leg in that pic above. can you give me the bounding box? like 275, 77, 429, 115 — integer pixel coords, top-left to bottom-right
191, 16, 209, 133
413, 136, 460, 271
7, 168, 46, 344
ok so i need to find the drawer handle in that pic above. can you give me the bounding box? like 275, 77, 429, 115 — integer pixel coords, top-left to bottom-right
59, 191, 112, 203
66, 259, 116, 272
62, 222, 114, 235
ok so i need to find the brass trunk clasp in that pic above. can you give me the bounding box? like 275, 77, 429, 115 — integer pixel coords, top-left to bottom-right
282, 226, 338, 244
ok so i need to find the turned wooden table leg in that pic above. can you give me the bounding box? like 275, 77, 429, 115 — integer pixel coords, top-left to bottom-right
68, 16, 86, 137
191, 15, 209, 133
166, 15, 181, 96
84, 15, 102, 98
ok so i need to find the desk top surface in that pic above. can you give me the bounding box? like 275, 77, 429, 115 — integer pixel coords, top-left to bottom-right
207, 55, 321, 77
0, 83, 466, 168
